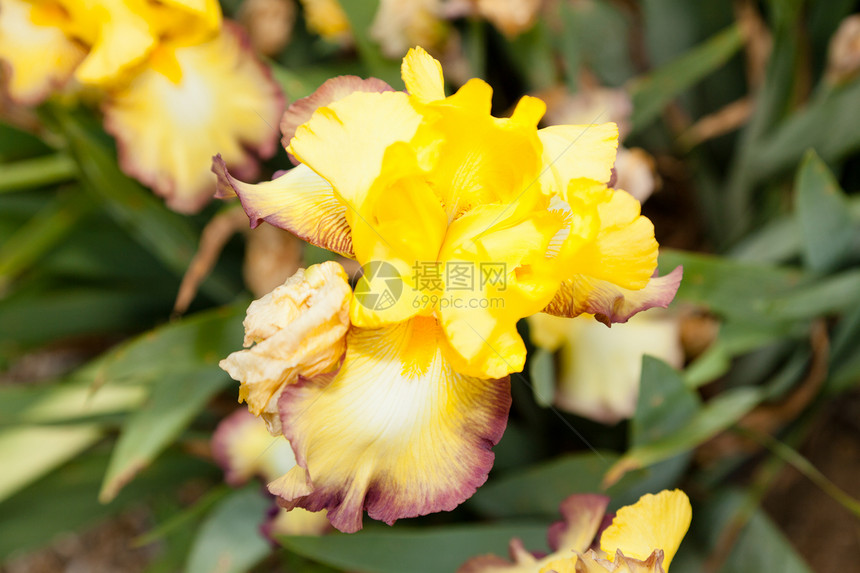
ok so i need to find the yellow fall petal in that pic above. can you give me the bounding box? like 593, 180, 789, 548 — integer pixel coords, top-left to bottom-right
103, 25, 283, 213
269, 317, 511, 533
402, 45, 445, 102
0, 0, 86, 104
219, 262, 351, 432
600, 490, 692, 570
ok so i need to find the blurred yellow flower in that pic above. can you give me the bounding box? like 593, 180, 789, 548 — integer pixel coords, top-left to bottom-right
0, 0, 282, 213
528, 310, 682, 425
460, 489, 692, 572
212, 408, 330, 536
216, 47, 681, 532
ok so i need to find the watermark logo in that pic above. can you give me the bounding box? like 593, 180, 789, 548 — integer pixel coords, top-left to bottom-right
355, 260, 508, 311
354, 260, 403, 311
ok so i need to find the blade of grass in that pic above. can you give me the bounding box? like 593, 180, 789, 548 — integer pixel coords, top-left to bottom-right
0, 153, 77, 194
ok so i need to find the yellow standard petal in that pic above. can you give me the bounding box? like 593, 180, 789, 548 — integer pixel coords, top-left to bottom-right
103, 24, 283, 213
269, 317, 511, 533
402, 45, 445, 102
219, 261, 351, 433
538, 123, 619, 200
58, 0, 222, 87
0, 0, 86, 104
287, 89, 423, 211
600, 489, 692, 570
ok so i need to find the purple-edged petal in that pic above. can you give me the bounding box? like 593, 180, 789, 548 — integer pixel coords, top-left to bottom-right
280, 75, 393, 163
211, 409, 297, 485
212, 155, 354, 257
458, 494, 609, 572
103, 24, 283, 213
543, 267, 683, 326
548, 494, 611, 553
268, 317, 511, 533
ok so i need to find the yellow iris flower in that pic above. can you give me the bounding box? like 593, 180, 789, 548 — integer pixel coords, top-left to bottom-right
216, 47, 681, 532
0, 0, 282, 213
460, 489, 692, 573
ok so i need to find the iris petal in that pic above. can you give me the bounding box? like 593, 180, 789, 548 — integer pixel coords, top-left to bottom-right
270, 317, 511, 533
0, 0, 85, 104
213, 156, 354, 257
103, 24, 283, 213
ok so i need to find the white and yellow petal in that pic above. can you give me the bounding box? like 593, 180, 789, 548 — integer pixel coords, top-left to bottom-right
219, 262, 351, 432
0, 0, 86, 104
103, 24, 283, 213
269, 317, 511, 533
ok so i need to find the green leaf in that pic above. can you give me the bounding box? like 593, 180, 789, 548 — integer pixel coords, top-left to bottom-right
0, 424, 102, 503
764, 269, 860, 320
468, 452, 615, 518
0, 378, 146, 427
185, 485, 272, 573
99, 366, 230, 502
754, 77, 860, 182
279, 523, 550, 573
0, 450, 215, 561
629, 25, 743, 133
657, 249, 808, 321
632, 357, 700, 447
0, 123, 51, 162
81, 302, 245, 386
0, 286, 172, 357
337, 0, 401, 86
502, 22, 556, 90
0, 190, 93, 288
528, 348, 556, 407
681, 489, 813, 573
684, 320, 807, 388
795, 150, 855, 272
0, 153, 78, 194
605, 387, 764, 486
